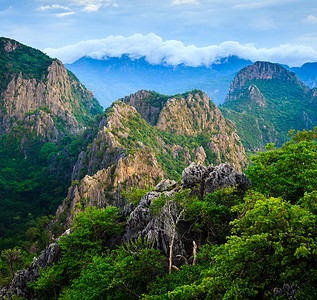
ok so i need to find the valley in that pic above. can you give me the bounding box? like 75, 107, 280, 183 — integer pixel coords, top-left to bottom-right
1, 38, 317, 299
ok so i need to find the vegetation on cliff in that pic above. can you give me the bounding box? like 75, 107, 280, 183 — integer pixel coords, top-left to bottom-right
20, 128, 317, 299
220, 61, 317, 150
0, 38, 103, 254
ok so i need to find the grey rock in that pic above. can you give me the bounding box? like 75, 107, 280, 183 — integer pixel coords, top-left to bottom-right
123, 189, 187, 258
273, 283, 299, 300
182, 162, 207, 189
154, 179, 178, 192
182, 162, 251, 197
0, 238, 63, 299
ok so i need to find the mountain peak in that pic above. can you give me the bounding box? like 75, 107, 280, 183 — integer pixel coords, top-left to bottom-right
226, 61, 306, 102
1, 37, 20, 53
0, 37, 103, 140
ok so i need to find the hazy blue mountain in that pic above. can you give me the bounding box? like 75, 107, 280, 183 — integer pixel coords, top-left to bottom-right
290, 62, 317, 88
65, 55, 253, 108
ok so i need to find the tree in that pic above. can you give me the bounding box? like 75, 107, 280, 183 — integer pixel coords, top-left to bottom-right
31, 206, 124, 298
246, 137, 317, 203
152, 190, 190, 275
163, 192, 317, 299
1, 247, 22, 278
186, 186, 243, 245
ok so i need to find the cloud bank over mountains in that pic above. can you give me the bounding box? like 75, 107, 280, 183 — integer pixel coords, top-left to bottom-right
44, 33, 317, 67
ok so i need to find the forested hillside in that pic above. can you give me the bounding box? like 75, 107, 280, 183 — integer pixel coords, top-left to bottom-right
220, 61, 317, 150
0, 37, 103, 253
2, 128, 317, 299
1, 37, 317, 300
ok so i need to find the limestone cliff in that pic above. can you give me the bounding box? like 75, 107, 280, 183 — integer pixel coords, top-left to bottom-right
221, 61, 317, 150
53, 92, 248, 230
122, 90, 248, 171
0, 37, 103, 141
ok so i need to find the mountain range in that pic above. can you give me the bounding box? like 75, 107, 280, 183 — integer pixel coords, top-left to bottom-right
2, 37, 317, 299
1, 37, 317, 245
65, 55, 317, 109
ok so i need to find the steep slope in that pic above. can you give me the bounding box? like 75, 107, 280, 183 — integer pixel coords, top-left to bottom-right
0, 37, 103, 250
0, 37, 102, 139
54, 90, 248, 229
220, 61, 317, 150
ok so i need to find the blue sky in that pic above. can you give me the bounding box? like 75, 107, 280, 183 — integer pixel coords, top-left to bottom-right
1, 0, 317, 66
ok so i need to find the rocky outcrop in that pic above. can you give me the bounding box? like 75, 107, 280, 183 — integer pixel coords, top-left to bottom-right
4, 163, 250, 298
182, 162, 251, 197
122, 90, 248, 172
0, 241, 62, 299
120, 90, 167, 125
123, 162, 251, 261
56, 147, 164, 229
226, 61, 307, 102
0, 38, 103, 140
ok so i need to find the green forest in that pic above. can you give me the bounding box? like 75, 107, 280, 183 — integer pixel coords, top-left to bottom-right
2, 128, 317, 299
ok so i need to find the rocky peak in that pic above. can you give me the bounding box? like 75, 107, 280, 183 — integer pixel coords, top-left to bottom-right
120, 90, 168, 125
0, 39, 103, 140
226, 61, 306, 102
3, 38, 20, 53
156, 91, 223, 135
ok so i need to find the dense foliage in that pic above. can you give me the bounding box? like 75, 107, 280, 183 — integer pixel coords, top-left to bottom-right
220, 72, 317, 150
24, 128, 317, 299
0, 37, 53, 92
0, 111, 104, 253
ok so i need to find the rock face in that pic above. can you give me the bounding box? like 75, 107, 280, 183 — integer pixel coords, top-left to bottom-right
122, 90, 248, 172
182, 162, 251, 197
56, 148, 164, 228
120, 90, 167, 125
0, 37, 103, 140
3, 163, 250, 298
221, 61, 317, 150
0, 242, 61, 299
123, 162, 251, 261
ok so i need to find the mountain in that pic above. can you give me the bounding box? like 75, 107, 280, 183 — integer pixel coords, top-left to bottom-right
290, 62, 317, 89
65, 55, 253, 108
220, 61, 317, 150
0, 37, 103, 250
0, 37, 102, 139
53, 90, 248, 230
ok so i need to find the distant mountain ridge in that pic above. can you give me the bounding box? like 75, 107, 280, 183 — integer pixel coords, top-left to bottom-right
220, 61, 317, 150
65, 55, 317, 109
65, 55, 253, 107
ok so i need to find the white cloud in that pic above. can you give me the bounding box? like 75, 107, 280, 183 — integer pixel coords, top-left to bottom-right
55, 12, 75, 17
39, 4, 69, 11
303, 15, 317, 24
171, 0, 199, 5
71, 0, 112, 12
82, 4, 102, 12
44, 33, 317, 67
